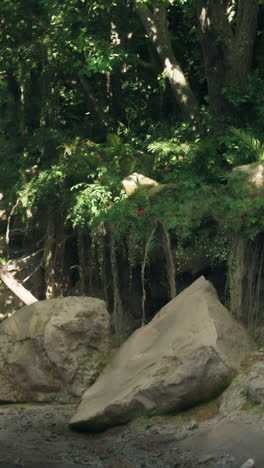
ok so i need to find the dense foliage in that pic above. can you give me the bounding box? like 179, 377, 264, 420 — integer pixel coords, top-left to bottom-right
1, 0, 264, 336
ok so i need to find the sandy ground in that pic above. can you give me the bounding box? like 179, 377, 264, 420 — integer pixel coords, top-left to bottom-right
0, 403, 263, 468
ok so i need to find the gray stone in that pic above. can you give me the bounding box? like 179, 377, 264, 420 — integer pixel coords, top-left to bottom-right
240, 459, 255, 468
220, 352, 264, 415
247, 361, 264, 405
219, 374, 248, 416
70, 276, 253, 431
0, 296, 111, 402
121, 172, 158, 196
198, 454, 215, 464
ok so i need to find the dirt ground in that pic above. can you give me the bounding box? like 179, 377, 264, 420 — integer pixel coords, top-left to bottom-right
0, 401, 263, 468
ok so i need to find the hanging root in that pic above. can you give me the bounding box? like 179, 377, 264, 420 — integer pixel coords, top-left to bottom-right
110, 237, 124, 344
243, 238, 264, 332
5, 198, 20, 250
226, 236, 245, 319
141, 224, 157, 326
160, 222, 176, 299
227, 234, 264, 333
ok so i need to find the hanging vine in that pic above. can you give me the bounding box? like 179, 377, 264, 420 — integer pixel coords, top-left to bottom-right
226, 235, 245, 320
141, 223, 158, 326
110, 236, 124, 344
160, 222, 176, 299
243, 237, 264, 332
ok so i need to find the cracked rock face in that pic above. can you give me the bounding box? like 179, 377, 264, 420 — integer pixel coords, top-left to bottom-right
0, 296, 111, 403
70, 276, 254, 432
220, 349, 264, 416
247, 360, 264, 405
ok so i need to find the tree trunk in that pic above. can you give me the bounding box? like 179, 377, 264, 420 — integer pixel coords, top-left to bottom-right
107, 23, 127, 125
135, 2, 200, 127
196, 0, 258, 115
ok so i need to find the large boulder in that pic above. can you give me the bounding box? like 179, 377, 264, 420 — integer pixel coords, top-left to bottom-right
70, 277, 253, 431
0, 296, 111, 403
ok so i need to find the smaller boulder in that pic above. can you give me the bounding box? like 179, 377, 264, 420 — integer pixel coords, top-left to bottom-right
0, 296, 111, 403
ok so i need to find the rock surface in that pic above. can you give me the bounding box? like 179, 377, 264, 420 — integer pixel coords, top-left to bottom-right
70, 276, 253, 431
247, 360, 264, 405
1, 402, 264, 468
220, 350, 264, 415
121, 172, 159, 196
0, 296, 111, 402
240, 459, 255, 468
232, 162, 264, 189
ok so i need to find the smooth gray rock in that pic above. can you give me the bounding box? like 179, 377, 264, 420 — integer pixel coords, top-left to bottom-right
70, 276, 253, 431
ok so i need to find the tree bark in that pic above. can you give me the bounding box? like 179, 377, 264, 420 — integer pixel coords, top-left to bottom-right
196, 0, 259, 115
231, 0, 259, 87
107, 23, 127, 125
135, 2, 200, 127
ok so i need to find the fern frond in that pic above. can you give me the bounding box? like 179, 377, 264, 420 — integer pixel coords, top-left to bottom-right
230, 127, 264, 161
148, 141, 191, 156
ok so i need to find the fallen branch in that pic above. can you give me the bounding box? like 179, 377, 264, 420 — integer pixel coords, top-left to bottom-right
0, 270, 38, 305
4, 249, 44, 273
